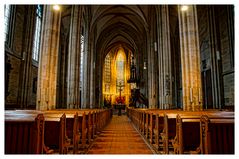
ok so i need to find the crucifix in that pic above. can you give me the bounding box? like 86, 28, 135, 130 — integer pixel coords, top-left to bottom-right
116, 81, 125, 116
117, 81, 124, 99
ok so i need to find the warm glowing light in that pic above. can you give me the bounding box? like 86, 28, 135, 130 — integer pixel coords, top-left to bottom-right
181, 5, 188, 11
53, 5, 60, 11
117, 48, 125, 61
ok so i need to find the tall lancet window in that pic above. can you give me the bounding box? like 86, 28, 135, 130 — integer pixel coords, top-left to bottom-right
80, 34, 84, 88
32, 5, 43, 61
116, 49, 125, 93
104, 53, 111, 93
4, 5, 11, 42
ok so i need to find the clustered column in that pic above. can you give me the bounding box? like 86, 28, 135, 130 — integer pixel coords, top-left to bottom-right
178, 5, 203, 111
37, 5, 61, 110
67, 6, 82, 109
147, 34, 156, 108
158, 5, 173, 109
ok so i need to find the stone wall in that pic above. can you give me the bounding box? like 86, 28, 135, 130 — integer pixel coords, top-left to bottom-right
5, 5, 38, 109
197, 5, 234, 108
12, 6, 25, 56
5, 6, 26, 109
197, 6, 211, 71
5, 54, 21, 108
223, 73, 234, 106
217, 6, 234, 107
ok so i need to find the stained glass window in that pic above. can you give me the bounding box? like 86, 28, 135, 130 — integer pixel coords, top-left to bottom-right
4, 5, 11, 42
104, 53, 111, 92
32, 5, 43, 61
116, 51, 125, 93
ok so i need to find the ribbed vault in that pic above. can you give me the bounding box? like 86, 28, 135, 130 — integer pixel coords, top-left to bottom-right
90, 5, 149, 58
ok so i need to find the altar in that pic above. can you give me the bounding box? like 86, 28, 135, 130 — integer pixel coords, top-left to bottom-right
114, 104, 126, 116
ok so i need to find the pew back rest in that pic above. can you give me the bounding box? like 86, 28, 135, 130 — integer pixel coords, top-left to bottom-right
5, 114, 44, 154
43, 113, 66, 154
200, 115, 234, 154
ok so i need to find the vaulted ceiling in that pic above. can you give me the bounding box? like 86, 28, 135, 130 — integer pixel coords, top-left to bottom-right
90, 5, 150, 57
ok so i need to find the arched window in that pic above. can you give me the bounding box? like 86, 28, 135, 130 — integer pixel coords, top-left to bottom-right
32, 5, 43, 61
4, 5, 11, 42
116, 49, 125, 93
104, 53, 111, 92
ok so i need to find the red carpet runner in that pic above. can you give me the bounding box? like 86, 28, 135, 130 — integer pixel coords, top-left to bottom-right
87, 115, 153, 154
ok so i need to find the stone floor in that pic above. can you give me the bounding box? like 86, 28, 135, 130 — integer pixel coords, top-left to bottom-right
87, 115, 154, 154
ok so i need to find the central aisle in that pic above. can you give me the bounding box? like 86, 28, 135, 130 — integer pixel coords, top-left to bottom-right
87, 115, 154, 154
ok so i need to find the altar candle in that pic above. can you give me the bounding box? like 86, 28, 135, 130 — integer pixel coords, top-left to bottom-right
190, 88, 193, 103
198, 88, 201, 102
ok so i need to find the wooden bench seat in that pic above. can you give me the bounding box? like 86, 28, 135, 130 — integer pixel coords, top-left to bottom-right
5, 109, 112, 154
173, 112, 234, 154
200, 115, 234, 154
5, 113, 44, 154
127, 108, 234, 155
45, 110, 90, 150
43, 113, 69, 154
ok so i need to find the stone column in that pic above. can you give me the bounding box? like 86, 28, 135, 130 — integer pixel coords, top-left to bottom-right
147, 38, 157, 108
147, 32, 154, 108
82, 30, 90, 109
178, 5, 203, 111
67, 6, 82, 109
37, 5, 61, 110
89, 36, 95, 108
157, 5, 173, 109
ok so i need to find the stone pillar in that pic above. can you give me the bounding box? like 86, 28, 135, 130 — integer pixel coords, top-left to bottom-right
82, 30, 90, 109
178, 5, 203, 111
147, 33, 153, 108
157, 5, 173, 109
147, 38, 157, 108
67, 6, 82, 109
37, 5, 61, 110
89, 37, 95, 108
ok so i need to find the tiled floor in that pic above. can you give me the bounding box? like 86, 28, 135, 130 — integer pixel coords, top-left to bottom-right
87, 115, 153, 154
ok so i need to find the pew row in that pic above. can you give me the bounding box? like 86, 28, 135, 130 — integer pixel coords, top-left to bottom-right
5, 108, 112, 154
126, 107, 234, 154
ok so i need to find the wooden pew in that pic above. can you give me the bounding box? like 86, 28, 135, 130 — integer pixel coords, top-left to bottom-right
162, 113, 177, 154
68, 112, 80, 154
127, 108, 234, 155
46, 109, 112, 152
46, 109, 89, 151
126, 109, 179, 153
13, 109, 78, 154
5, 108, 112, 154
19, 109, 81, 154
200, 115, 234, 154
42, 113, 70, 154
43, 111, 80, 154
73, 110, 92, 149
173, 111, 234, 154
149, 110, 179, 154
152, 113, 165, 153
6, 110, 71, 154
5, 113, 44, 154
173, 114, 201, 154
